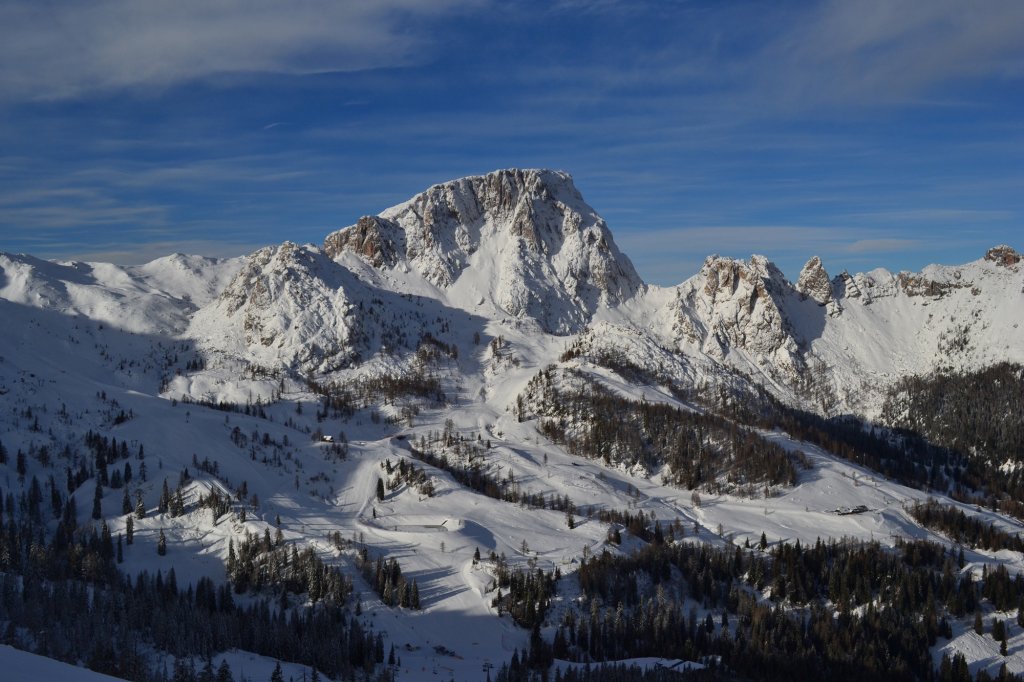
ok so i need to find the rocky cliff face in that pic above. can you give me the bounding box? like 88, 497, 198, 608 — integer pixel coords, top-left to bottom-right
323, 169, 643, 334
323, 215, 400, 269
985, 245, 1021, 268
796, 256, 841, 316
670, 255, 804, 381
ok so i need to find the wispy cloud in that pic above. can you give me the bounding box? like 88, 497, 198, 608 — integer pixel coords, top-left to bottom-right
844, 238, 920, 254
614, 224, 989, 285
60, 239, 266, 265
754, 0, 1024, 108
0, 0, 483, 101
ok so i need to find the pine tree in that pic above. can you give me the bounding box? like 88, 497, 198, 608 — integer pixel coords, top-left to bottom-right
158, 528, 167, 556
215, 659, 233, 682
172, 488, 185, 517
376, 477, 385, 501
135, 490, 146, 519
993, 618, 1006, 642
126, 514, 134, 545
122, 487, 132, 515
270, 661, 284, 682
159, 479, 170, 514
100, 520, 114, 559
92, 481, 103, 520
117, 533, 123, 563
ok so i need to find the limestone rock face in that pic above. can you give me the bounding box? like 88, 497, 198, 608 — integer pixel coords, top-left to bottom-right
796, 256, 832, 305
671, 254, 803, 379
796, 256, 842, 317
985, 245, 1021, 268
323, 215, 400, 268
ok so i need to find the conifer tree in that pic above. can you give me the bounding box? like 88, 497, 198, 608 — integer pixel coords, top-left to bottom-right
122, 487, 132, 515
126, 514, 134, 544
100, 520, 114, 559
159, 479, 170, 514
215, 660, 232, 682
158, 528, 167, 556
92, 481, 103, 519
172, 488, 185, 517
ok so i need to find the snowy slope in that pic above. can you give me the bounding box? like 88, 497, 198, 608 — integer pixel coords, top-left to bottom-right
0, 645, 128, 682
0, 252, 239, 335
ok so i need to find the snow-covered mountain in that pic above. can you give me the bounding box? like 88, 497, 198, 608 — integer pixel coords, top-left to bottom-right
2, 169, 1023, 681
645, 244, 1024, 414
0, 251, 238, 335
323, 169, 643, 335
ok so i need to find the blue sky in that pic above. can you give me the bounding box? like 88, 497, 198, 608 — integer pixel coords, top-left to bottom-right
0, 0, 1021, 284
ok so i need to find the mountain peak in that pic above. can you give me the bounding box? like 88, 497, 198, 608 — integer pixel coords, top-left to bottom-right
795, 255, 834, 307
985, 244, 1021, 267
323, 168, 642, 334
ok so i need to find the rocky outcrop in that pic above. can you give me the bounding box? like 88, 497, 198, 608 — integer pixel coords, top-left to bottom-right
673, 255, 803, 379
895, 272, 968, 298
796, 256, 842, 316
836, 271, 863, 299
985, 245, 1021, 268
796, 256, 832, 305
323, 215, 400, 268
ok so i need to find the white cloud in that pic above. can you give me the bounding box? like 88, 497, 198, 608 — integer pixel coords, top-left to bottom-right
615, 225, 943, 285
756, 0, 1024, 107
844, 238, 919, 254
52, 239, 265, 266
0, 0, 482, 101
